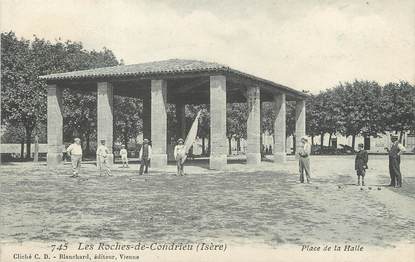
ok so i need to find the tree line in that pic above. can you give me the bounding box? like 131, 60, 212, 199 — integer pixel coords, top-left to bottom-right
1, 32, 414, 158
306, 80, 414, 149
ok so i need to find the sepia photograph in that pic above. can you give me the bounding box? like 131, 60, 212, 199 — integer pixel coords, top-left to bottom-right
1, 0, 414, 261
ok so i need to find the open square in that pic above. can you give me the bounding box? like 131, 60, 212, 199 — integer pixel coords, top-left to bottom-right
1, 155, 414, 247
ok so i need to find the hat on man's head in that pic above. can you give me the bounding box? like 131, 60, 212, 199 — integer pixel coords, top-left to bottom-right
74, 137, 81, 142
391, 134, 398, 140
177, 138, 184, 143
100, 139, 106, 143
121, 145, 126, 148
358, 143, 364, 148
143, 138, 149, 144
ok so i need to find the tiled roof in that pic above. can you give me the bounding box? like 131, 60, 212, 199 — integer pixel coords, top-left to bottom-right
39, 59, 228, 80
40, 59, 307, 98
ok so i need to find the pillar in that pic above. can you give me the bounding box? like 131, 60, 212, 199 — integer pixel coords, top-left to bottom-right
97, 82, 114, 164
246, 86, 261, 164
273, 93, 286, 163
295, 100, 306, 157
151, 79, 168, 168
209, 75, 227, 170
47, 84, 63, 166
142, 91, 151, 140
176, 103, 186, 139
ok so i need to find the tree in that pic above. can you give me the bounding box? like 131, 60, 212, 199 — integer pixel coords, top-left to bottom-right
382, 81, 415, 141
311, 89, 342, 149
261, 102, 274, 135
227, 103, 248, 155
334, 80, 383, 150
1, 32, 46, 158
305, 94, 320, 145
63, 91, 97, 154
1, 31, 120, 158
114, 96, 143, 148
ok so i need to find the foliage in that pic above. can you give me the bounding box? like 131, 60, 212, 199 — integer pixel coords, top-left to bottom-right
227, 103, 248, 139
382, 81, 415, 134
114, 96, 142, 147
1, 32, 46, 157
1, 31, 120, 156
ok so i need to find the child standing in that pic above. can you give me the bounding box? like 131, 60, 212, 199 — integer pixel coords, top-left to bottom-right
174, 138, 186, 176
120, 145, 129, 168
355, 143, 368, 186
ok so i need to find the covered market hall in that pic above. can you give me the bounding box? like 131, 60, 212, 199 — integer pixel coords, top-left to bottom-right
40, 59, 307, 170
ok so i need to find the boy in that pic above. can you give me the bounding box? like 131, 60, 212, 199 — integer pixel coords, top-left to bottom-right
97, 139, 111, 176
355, 143, 368, 186
174, 138, 186, 176
120, 145, 129, 168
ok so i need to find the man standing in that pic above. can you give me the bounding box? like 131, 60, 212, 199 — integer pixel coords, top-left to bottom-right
386, 135, 405, 188
96, 139, 111, 176
139, 139, 152, 175
298, 136, 312, 183
66, 138, 82, 177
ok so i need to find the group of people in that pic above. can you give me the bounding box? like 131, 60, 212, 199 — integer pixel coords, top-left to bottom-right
65, 137, 188, 177
66, 138, 111, 177
297, 134, 406, 188
66, 134, 405, 186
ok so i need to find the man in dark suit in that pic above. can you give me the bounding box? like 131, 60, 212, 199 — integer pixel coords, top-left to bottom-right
386, 135, 405, 188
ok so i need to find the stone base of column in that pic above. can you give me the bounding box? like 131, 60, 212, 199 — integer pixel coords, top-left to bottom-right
209, 154, 227, 170
47, 153, 62, 166
151, 154, 167, 168
246, 153, 261, 165
273, 152, 286, 163
47, 145, 63, 166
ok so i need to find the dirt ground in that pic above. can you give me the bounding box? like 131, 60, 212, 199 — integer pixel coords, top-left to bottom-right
0, 155, 414, 247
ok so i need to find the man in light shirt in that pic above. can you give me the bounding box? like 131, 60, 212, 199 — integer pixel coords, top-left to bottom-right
97, 139, 111, 176
298, 136, 312, 183
66, 138, 82, 177
386, 135, 406, 188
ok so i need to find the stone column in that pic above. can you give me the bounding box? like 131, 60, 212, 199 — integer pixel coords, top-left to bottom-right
97, 82, 114, 164
246, 86, 261, 164
176, 103, 186, 139
47, 84, 63, 166
273, 93, 286, 163
295, 100, 306, 157
209, 75, 227, 170
142, 91, 151, 141
151, 79, 168, 168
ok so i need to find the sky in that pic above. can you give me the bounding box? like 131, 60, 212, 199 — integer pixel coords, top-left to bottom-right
1, 0, 414, 93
